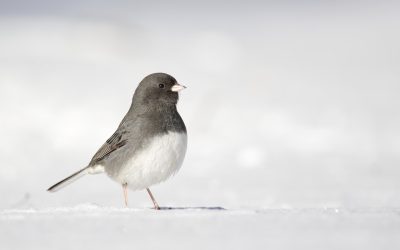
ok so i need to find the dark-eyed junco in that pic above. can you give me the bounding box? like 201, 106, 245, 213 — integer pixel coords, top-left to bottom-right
48, 73, 187, 210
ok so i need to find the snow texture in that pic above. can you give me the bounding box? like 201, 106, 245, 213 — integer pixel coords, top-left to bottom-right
1, 205, 400, 250
1, 1, 400, 249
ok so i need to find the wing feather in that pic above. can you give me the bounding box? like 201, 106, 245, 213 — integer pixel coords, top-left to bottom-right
89, 129, 128, 165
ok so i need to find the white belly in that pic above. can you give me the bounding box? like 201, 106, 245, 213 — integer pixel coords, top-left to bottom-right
115, 132, 187, 190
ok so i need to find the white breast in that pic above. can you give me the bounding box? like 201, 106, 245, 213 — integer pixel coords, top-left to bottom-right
115, 132, 187, 190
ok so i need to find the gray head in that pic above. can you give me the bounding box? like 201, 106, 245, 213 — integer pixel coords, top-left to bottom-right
133, 73, 186, 106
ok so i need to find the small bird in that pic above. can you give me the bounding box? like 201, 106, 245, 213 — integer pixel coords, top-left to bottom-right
48, 73, 187, 210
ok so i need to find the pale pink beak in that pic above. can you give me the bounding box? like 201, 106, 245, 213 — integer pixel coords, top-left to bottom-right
171, 83, 186, 92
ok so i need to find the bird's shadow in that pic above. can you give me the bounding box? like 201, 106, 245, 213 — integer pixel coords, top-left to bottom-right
157, 206, 226, 211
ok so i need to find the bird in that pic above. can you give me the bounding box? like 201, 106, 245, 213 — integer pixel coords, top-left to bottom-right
47, 73, 187, 210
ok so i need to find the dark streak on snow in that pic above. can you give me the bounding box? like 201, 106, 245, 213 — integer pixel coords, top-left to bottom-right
158, 206, 226, 211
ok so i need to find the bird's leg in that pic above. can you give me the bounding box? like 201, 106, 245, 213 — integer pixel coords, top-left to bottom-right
146, 188, 160, 210
123, 183, 128, 207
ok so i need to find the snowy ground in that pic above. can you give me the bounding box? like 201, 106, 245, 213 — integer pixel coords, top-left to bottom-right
1, 205, 400, 250
1, 1, 400, 249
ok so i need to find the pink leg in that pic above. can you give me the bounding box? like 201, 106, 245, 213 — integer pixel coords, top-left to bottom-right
123, 183, 128, 207
146, 188, 160, 210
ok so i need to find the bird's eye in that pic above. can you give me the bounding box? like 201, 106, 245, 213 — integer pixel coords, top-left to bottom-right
158, 84, 165, 89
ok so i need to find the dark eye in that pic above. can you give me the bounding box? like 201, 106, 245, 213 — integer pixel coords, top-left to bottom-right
158, 83, 165, 89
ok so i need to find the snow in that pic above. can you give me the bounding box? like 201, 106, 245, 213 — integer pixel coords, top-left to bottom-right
1, 1, 400, 249
1, 205, 400, 250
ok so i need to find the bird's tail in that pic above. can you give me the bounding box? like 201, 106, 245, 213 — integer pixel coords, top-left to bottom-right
47, 167, 90, 192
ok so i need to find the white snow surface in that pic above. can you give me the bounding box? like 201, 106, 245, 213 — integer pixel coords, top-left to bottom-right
1, 204, 400, 250
1, 1, 400, 249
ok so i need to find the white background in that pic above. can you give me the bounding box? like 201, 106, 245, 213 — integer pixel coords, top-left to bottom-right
0, 1, 399, 249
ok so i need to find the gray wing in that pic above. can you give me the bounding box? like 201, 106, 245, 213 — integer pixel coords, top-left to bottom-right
89, 128, 128, 165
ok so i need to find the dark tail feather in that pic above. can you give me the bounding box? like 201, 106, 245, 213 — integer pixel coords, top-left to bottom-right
47, 167, 90, 192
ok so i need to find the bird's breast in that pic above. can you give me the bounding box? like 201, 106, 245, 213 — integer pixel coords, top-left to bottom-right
112, 131, 187, 190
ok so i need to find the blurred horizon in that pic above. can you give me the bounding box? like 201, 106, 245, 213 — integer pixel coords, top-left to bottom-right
0, 0, 399, 209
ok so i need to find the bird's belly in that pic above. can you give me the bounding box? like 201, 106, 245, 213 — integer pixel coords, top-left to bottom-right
112, 132, 187, 190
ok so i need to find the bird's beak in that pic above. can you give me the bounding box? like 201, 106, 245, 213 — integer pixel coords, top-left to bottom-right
171, 83, 186, 92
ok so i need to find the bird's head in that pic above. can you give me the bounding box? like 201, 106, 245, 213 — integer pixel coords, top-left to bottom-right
133, 73, 186, 106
